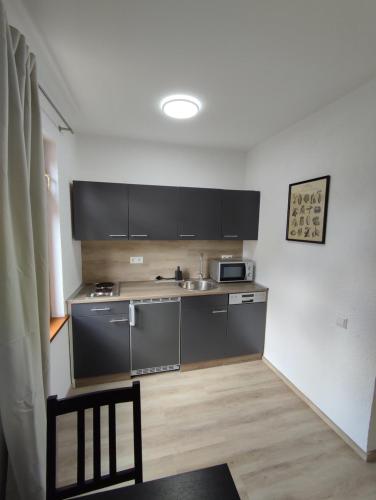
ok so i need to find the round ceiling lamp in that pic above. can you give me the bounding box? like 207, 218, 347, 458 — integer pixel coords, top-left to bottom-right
160, 94, 201, 119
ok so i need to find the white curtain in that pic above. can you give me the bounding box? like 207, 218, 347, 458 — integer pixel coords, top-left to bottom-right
0, 1, 50, 499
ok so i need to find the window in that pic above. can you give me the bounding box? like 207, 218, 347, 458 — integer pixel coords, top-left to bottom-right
44, 137, 67, 338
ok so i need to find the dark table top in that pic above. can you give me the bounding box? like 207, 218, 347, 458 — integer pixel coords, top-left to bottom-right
79, 464, 240, 500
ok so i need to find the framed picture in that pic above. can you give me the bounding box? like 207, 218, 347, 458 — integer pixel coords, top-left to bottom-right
286, 175, 330, 244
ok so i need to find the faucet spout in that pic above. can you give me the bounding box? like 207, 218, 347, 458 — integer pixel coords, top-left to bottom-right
198, 252, 205, 279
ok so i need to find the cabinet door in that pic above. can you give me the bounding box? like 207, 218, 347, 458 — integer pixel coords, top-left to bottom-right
221, 190, 260, 240
129, 185, 178, 240
73, 314, 130, 378
130, 301, 180, 372
226, 302, 266, 357
178, 187, 221, 240
72, 181, 129, 240
181, 295, 228, 363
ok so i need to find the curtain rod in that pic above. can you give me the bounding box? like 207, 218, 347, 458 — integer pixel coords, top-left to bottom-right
38, 84, 74, 134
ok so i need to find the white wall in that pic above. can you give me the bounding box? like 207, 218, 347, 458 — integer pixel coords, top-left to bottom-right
244, 77, 376, 452
76, 134, 246, 189
368, 382, 376, 451
5, 0, 81, 397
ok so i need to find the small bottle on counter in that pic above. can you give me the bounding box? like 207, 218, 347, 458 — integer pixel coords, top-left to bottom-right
174, 266, 183, 281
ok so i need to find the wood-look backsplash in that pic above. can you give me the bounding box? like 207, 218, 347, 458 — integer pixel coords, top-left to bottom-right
81, 240, 243, 283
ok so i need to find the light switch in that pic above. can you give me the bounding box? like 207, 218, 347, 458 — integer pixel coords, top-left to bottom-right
336, 316, 348, 329
130, 256, 143, 264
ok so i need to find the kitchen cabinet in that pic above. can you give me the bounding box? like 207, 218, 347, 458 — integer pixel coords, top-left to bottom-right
72, 301, 130, 379
72, 180, 260, 241
130, 299, 180, 375
221, 190, 260, 240
178, 187, 221, 240
129, 185, 179, 240
72, 181, 129, 240
181, 295, 228, 363
226, 301, 266, 357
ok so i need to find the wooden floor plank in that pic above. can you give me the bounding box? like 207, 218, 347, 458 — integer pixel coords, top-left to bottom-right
57, 361, 376, 499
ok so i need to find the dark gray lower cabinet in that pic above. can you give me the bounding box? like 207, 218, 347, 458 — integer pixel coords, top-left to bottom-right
226, 302, 266, 357
72, 304, 130, 379
181, 295, 228, 363
130, 300, 180, 373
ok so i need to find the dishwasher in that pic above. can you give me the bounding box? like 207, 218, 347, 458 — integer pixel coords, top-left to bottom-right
129, 297, 180, 376
227, 291, 267, 357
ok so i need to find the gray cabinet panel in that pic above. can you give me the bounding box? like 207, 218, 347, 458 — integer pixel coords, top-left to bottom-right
182, 294, 228, 310
72, 301, 129, 317
73, 313, 130, 378
72, 181, 129, 240
221, 190, 260, 240
226, 302, 266, 357
129, 185, 179, 240
181, 295, 228, 363
178, 188, 221, 240
130, 301, 180, 371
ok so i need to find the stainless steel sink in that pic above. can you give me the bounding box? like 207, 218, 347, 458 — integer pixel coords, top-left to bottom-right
179, 279, 218, 291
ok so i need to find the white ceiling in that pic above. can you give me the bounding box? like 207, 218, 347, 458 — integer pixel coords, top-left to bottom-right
23, 0, 376, 150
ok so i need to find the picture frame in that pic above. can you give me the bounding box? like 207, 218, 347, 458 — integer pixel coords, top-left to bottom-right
286, 175, 330, 244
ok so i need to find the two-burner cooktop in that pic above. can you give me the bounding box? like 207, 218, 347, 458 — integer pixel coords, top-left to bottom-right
87, 281, 120, 297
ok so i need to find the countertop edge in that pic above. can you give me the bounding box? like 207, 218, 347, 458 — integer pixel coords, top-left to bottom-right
67, 281, 269, 305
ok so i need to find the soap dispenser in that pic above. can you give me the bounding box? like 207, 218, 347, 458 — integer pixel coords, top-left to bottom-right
174, 266, 183, 281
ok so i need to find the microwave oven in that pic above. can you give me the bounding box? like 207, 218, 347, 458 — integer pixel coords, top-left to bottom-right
209, 259, 254, 283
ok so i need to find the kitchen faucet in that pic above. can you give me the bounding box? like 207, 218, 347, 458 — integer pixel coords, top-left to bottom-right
198, 252, 205, 279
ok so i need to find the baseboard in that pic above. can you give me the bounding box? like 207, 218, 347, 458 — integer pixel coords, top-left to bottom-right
367, 449, 376, 463
181, 353, 262, 372
262, 356, 374, 462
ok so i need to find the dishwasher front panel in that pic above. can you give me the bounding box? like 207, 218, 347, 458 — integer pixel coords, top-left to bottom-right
130, 299, 180, 375
227, 302, 266, 357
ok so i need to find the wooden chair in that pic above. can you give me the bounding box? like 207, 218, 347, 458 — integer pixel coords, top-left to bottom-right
46, 381, 143, 500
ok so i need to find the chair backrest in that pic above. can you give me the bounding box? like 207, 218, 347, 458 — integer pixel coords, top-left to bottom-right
46, 381, 142, 500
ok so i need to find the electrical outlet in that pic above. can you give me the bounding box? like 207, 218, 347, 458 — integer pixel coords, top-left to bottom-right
336, 316, 348, 329
221, 255, 233, 260
130, 256, 143, 264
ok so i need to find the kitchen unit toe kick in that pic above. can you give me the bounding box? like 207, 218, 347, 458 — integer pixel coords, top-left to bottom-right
74, 371, 131, 388
181, 353, 262, 372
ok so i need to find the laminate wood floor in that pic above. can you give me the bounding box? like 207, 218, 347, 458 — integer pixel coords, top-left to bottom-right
57, 361, 376, 499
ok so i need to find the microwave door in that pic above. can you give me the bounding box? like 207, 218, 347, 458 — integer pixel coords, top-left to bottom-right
220, 263, 246, 281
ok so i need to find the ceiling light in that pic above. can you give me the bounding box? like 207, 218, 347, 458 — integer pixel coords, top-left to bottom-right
160, 95, 201, 119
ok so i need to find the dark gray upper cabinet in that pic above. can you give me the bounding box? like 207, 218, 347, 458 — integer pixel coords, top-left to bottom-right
181, 295, 228, 364
72, 181, 129, 240
221, 190, 260, 240
129, 185, 179, 240
72, 180, 260, 241
178, 187, 221, 240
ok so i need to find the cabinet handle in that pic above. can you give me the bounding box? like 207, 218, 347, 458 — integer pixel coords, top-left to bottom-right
109, 234, 128, 237
130, 234, 148, 238
223, 235, 239, 238
129, 304, 136, 326
212, 309, 227, 314
179, 234, 196, 238
90, 307, 111, 311
109, 318, 129, 323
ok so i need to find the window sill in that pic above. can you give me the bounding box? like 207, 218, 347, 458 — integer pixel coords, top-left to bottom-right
50, 315, 69, 342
